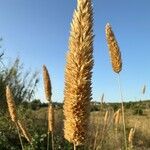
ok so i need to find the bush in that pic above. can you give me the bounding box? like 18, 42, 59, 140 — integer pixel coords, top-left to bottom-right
133, 108, 144, 115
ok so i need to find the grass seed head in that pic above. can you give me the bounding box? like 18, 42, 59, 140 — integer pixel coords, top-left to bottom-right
6, 86, 17, 122
105, 23, 122, 73
48, 104, 54, 132
63, 0, 94, 146
104, 110, 109, 124
114, 108, 121, 126
128, 128, 135, 147
43, 65, 52, 102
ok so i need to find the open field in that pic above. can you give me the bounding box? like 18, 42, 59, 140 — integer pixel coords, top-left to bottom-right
31, 102, 150, 150
0, 100, 150, 149
0, 0, 150, 149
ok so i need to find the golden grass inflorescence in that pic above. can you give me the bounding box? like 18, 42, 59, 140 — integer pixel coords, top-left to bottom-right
42, 65, 54, 132
104, 110, 109, 125
63, 0, 94, 146
6, 85, 32, 147
6, 86, 18, 122
43, 65, 52, 102
105, 23, 122, 74
48, 104, 54, 132
114, 108, 121, 127
128, 128, 135, 148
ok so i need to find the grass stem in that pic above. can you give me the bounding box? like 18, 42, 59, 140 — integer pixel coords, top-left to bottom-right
117, 74, 127, 150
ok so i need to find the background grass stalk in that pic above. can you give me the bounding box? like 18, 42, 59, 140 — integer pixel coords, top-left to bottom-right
43, 65, 54, 150
15, 122, 24, 150
47, 131, 50, 150
74, 144, 85, 150
47, 103, 54, 150
117, 74, 127, 149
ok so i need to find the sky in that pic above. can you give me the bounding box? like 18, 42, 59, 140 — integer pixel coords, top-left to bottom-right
0, 0, 150, 102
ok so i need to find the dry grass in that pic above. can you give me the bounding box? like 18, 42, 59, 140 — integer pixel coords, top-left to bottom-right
6, 86, 18, 122
105, 23, 122, 74
43, 65, 52, 102
63, 0, 94, 147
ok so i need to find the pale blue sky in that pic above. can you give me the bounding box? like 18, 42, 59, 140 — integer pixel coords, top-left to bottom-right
0, 0, 150, 102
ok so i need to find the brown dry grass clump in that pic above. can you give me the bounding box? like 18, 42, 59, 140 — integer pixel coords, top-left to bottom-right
63, 0, 94, 146
6, 86, 18, 122
105, 23, 122, 73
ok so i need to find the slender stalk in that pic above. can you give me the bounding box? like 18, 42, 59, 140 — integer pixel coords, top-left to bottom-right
47, 103, 54, 150
47, 131, 54, 150
117, 74, 127, 150
93, 113, 101, 150
15, 123, 24, 150
97, 121, 107, 150
51, 131, 54, 150
74, 144, 76, 150
74, 144, 85, 150
47, 132, 50, 150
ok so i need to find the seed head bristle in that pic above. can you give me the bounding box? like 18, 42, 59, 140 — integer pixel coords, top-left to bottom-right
43, 65, 52, 102
105, 23, 122, 73
63, 0, 94, 146
6, 86, 17, 122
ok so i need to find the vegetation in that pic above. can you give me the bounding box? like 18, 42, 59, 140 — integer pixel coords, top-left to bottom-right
0, 57, 39, 114
0, 0, 150, 150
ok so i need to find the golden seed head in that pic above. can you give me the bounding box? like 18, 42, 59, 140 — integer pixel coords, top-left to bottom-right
105, 23, 122, 73
63, 0, 94, 146
17, 120, 32, 144
48, 104, 54, 132
128, 128, 135, 144
43, 65, 52, 102
104, 110, 109, 124
114, 108, 121, 126
6, 86, 17, 122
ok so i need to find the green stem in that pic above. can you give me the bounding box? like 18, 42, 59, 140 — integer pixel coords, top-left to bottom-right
15, 123, 24, 150
47, 132, 50, 150
51, 131, 54, 150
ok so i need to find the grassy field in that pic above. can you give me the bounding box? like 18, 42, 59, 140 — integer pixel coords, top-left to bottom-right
32, 101, 150, 150
0, 101, 150, 149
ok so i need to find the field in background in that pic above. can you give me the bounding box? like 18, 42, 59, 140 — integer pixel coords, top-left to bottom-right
34, 100, 150, 150
1, 100, 150, 149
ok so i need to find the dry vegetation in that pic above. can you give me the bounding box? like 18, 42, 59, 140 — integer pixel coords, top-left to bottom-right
2, 0, 150, 149
33, 105, 150, 150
